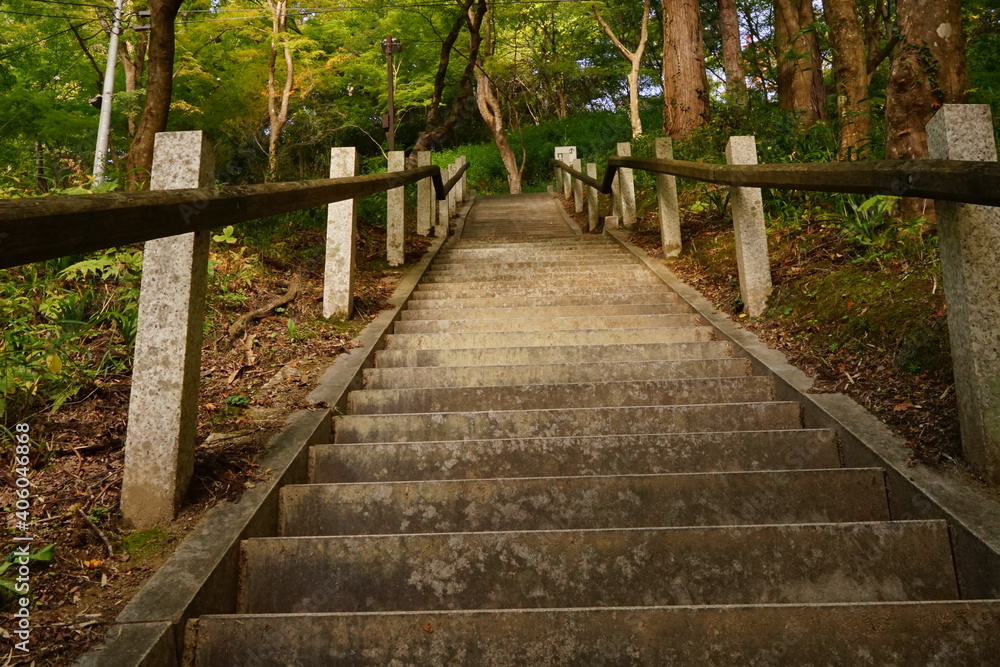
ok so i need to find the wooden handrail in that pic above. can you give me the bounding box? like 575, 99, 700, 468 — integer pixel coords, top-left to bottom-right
0, 163, 468, 270
552, 157, 1000, 207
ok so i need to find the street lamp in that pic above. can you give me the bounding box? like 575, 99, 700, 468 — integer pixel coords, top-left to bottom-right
381, 36, 402, 151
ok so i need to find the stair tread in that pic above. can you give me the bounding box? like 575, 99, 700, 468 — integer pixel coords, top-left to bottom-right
238, 521, 958, 613
280, 468, 890, 536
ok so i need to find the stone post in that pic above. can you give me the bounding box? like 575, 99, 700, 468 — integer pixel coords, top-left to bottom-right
927, 104, 1000, 484
572, 158, 584, 213
655, 137, 682, 258
725, 136, 773, 317
555, 145, 576, 197
586, 163, 599, 232
446, 162, 457, 219
386, 150, 405, 267
604, 215, 620, 232
323, 147, 357, 318
615, 142, 637, 228
611, 170, 622, 219
416, 150, 433, 236
554, 166, 561, 191
459, 155, 468, 202
121, 131, 214, 528
437, 193, 449, 238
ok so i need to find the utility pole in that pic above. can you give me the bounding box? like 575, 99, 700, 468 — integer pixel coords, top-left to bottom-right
381, 35, 401, 151
92, 0, 125, 185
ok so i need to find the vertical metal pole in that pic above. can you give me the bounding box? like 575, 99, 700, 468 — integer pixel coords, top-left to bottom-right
92, 0, 124, 185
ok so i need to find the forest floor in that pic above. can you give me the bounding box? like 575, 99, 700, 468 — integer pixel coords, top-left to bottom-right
0, 219, 431, 664
557, 191, 976, 479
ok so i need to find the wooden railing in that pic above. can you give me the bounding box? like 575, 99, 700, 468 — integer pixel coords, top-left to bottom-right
0, 130, 470, 528
552, 104, 1000, 487
552, 156, 1000, 207
0, 158, 469, 269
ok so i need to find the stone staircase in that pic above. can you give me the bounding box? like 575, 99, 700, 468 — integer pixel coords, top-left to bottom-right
189, 193, 999, 664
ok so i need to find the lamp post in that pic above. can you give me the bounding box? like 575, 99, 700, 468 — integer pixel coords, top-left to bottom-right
381, 35, 402, 151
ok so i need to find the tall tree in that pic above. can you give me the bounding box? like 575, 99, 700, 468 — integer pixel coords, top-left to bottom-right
774, 0, 825, 127
886, 0, 969, 218
473, 2, 526, 194
125, 0, 184, 190
265, 0, 294, 180
592, 0, 651, 138
823, 0, 871, 158
662, 0, 709, 138
718, 0, 747, 103
411, 0, 487, 155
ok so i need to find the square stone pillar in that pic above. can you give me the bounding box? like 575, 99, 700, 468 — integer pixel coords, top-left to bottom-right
586, 163, 599, 232
555, 146, 576, 197
323, 147, 357, 318
611, 170, 622, 219
726, 136, 773, 317
615, 142, 637, 228
387, 151, 405, 267
572, 158, 584, 213
927, 104, 1000, 484
457, 156, 467, 203
655, 137, 682, 258
447, 163, 458, 219
122, 131, 214, 528
416, 150, 433, 236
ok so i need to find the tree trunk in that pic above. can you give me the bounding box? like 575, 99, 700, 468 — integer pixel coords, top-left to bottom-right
662, 0, 709, 138
475, 69, 523, 194
593, 0, 651, 138
474, 2, 524, 193
266, 0, 294, 181
410, 0, 488, 157
718, 0, 747, 103
125, 0, 183, 191
119, 35, 148, 139
823, 0, 871, 158
886, 0, 969, 218
774, 0, 826, 127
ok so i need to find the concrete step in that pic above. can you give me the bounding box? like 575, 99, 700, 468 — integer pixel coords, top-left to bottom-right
310, 429, 841, 483
347, 377, 775, 415
237, 521, 957, 613
419, 270, 656, 284
191, 601, 1000, 666
280, 468, 890, 536
392, 314, 703, 334
414, 275, 664, 288
408, 284, 677, 301
432, 256, 637, 267
363, 358, 751, 389
406, 292, 683, 310
449, 239, 613, 249
400, 303, 691, 320
333, 402, 802, 443
381, 327, 716, 351
374, 341, 734, 368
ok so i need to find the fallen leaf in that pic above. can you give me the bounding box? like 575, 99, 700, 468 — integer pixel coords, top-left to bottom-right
423, 623, 434, 634
893, 401, 914, 412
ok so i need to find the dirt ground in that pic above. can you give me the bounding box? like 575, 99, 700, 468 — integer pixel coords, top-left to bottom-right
1, 220, 431, 664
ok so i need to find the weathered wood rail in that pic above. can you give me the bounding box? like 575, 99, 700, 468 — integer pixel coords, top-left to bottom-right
554, 155, 1000, 207
0, 131, 470, 527
0, 158, 469, 270
553, 104, 1000, 487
